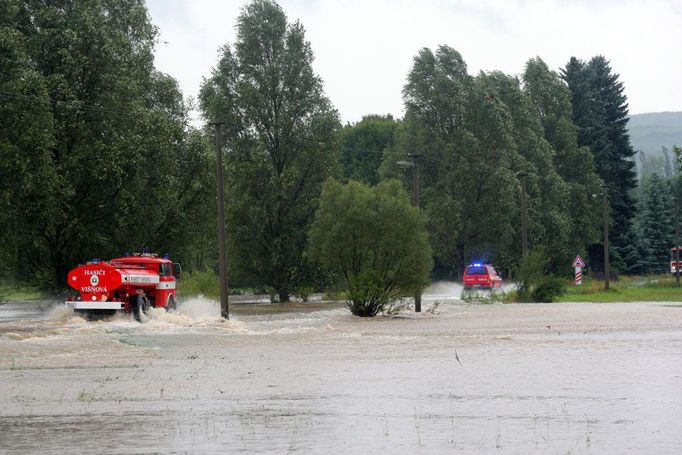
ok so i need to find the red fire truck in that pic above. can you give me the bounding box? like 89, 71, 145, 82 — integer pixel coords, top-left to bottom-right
66, 253, 181, 321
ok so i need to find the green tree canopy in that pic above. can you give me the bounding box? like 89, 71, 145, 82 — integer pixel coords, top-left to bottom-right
199, 0, 340, 301
308, 179, 432, 316
383, 47, 600, 276
562, 56, 638, 271
638, 173, 673, 273
0, 0, 210, 286
520, 58, 603, 269
383, 46, 520, 275
339, 115, 398, 185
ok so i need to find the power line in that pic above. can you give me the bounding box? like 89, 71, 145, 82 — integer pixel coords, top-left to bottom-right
0, 89, 182, 117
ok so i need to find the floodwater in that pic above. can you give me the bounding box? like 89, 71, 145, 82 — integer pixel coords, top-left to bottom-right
1, 283, 681, 454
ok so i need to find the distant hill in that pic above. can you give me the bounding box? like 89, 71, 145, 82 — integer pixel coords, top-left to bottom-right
628, 112, 682, 155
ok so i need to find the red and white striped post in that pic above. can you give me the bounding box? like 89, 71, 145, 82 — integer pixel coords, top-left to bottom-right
572, 255, 586, 286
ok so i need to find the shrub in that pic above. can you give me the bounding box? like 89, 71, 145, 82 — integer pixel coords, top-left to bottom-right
515, 248, 548, 302
531, 276, 566, 302
308, 179, 433, 317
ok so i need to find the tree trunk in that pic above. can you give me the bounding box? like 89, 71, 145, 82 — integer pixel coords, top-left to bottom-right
278, 288, 290, 303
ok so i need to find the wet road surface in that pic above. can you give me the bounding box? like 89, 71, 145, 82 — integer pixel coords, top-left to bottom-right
1, 287, 681, 454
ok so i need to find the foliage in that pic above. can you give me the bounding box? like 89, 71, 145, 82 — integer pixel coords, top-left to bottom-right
340, 115, 398, 185
0, 0, 212, 287
638, 173, 673, 273
560, 275, 682, 302
382, 48, 600, 277
0, 281, 44, 302
308, 179, 432, 317
674, 145, 682, 173
521, 58, 603, 270
382, 46, 519, 275
514, 248, 549, 302
637, 147, 676, 181
531, 276, 565, 303
562, 56, 638, 271
199, 0, 340, 302
178, 270, 220, 299
618, 228, 647, 275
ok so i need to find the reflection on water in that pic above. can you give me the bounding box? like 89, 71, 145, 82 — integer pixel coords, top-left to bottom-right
1, 289, 681, 454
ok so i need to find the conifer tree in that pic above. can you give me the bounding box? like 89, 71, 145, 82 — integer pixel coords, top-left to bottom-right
639, 173, 673, 273
561, 56, 638, 270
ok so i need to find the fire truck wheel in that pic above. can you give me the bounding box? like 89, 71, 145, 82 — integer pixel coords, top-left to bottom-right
132, 295, 150, 323
166, 295, 177, 313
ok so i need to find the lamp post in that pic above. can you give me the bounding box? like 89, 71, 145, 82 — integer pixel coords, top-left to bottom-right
211, 122, 230, 319
397, 155, 423, 313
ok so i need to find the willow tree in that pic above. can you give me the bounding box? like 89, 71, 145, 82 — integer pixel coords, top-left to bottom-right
200, 0, 340, 301
520, 58, 603, 269
382, 46, 521, 275
0, 0, 207, 286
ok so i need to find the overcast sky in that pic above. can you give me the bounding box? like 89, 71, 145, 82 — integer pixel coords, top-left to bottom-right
146, 0, 681, 125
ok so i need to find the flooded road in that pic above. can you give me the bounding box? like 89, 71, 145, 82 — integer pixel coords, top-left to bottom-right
1, 286, 681, 454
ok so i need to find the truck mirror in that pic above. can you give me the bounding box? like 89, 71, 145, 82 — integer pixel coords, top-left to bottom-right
172, 263, 182, 279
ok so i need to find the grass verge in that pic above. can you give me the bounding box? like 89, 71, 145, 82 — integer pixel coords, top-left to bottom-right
559, 275, 682, 302
178, 270, 277, 300
0, 282, 45, 302
177, 270, 220, 299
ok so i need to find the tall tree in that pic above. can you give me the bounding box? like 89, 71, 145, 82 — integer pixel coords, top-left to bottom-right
0, 12, 55, 278
521, 58, 603, 269
383, 46, 520, 275
638, 173, 673, 273
562, 56, 638, 270
199, 0, 340, 301
339, 115, 397, 185
382, 47, 605, 277
0, 0, 209, 286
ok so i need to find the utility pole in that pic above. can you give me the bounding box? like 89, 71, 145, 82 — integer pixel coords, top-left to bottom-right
519, 173, 529, 257
211, 122, 229, 319
408, 153, 422, 312
675, 194, 680, 287
603, 189, 610, 291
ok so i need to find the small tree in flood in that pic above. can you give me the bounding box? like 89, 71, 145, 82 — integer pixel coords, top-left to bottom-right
308, 179, 432, 316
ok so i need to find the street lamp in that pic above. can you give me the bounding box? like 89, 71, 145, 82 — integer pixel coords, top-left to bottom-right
397, 156, 422, 312
593, 188, 610, 290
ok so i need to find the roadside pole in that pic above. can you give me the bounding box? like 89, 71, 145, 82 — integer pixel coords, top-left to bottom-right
211, 122, 230, 320
603, 190, 610, 291
675, 192, 680, 287
520, 173, 528, 257
408, 153, 422, 313
572, 255, 586, 286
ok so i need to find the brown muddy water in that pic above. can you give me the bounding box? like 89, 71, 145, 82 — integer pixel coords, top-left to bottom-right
0, 283, 681, 454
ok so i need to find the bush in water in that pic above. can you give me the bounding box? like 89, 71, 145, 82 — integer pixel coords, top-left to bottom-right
515, 248, 547, 302
308, 179, 432, 317
531, 276, 566, 302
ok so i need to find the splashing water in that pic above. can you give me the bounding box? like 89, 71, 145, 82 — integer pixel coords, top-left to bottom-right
0, 296, 255, 340
423, 281, 464, 300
